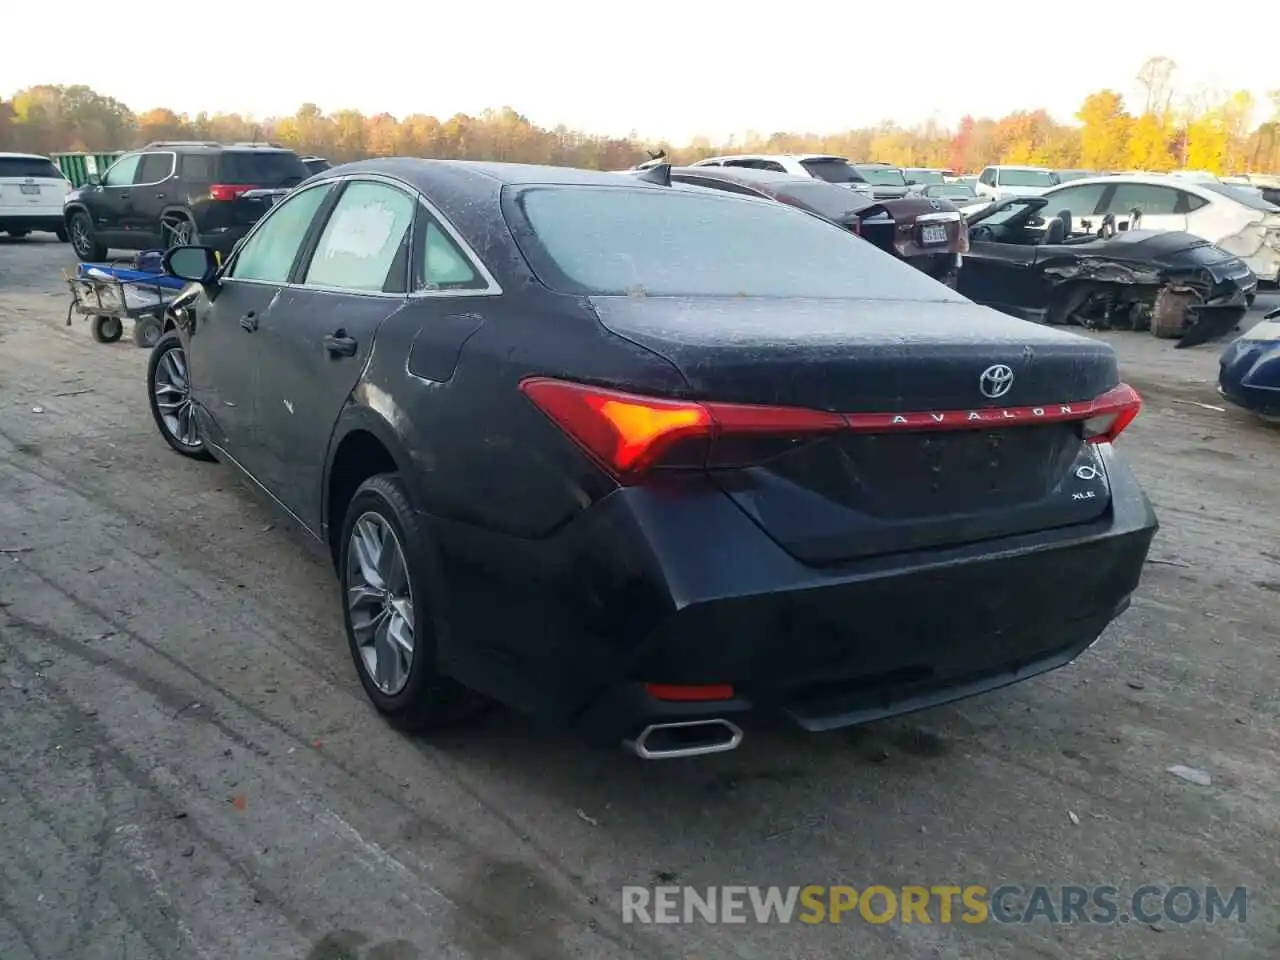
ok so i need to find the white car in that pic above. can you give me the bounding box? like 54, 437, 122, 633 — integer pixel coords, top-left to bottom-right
974, 165, 1057, 202
0, 152, 72, 240
1036, 174, 1280, 284
689, 154, 875, 197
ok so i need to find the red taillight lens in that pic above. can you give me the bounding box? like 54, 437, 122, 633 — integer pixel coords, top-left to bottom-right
520, 377, 1144, 481
519, 378, 843, 481
1080, 383, 1143, 444
209, 183, 254, 201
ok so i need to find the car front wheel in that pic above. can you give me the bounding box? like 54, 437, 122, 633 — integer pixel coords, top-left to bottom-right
339, 474, 468, 731
147, 330, 214, 460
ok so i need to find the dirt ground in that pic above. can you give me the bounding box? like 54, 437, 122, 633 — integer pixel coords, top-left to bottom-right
1, 235, 1278, 960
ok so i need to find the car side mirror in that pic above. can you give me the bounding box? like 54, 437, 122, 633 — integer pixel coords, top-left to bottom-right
85, 174, 101, 187
164, 245, 220, 285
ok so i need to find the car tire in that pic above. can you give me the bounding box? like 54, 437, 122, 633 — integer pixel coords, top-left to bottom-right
55, 226, 69, 242
68, 211, 107, 261
90, 315, 123, 343
1151, 287, 1196, 339
147, 330, 215, 461
162, 214, 198, 250
339, 473, 471, 732
133, 316, 163, 349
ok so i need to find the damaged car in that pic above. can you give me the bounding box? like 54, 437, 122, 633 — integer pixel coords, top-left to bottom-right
1219, 308, 1280, 422
956, 196, 1256, 348
637, 164, 968, 286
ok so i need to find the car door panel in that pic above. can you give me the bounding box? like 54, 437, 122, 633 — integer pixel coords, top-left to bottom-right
127, 151, 176, 245
255, 288, 405, 527
190, 279, 284, 457
957, 241, 1048, 316
91, 153, 142, 247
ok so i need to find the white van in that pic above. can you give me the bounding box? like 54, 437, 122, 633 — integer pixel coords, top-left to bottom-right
0, 153, 72, 240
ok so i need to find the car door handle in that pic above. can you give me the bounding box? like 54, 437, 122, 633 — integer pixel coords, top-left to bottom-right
239, 312, 258, 332
155, 192, 166, 199
118, 192, 130, 199
323, 332, 358, 357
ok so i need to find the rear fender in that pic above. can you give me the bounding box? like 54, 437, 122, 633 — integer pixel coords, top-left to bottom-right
321, 405, 417, 541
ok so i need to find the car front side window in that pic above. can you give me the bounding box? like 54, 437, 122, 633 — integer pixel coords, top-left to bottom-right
304, 180, 416, 294
228, 182, 337, 284
102, 154, 142, 187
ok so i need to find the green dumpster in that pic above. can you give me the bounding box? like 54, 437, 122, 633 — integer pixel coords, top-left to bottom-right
52, 152, 124, 187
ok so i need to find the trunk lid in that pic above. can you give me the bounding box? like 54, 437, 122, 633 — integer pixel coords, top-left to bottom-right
592, 296, 1120, 564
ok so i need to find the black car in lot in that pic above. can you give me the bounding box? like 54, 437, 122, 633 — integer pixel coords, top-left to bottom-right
63, 141, 310, 261
958, 196, 1256, 348
151, 159, 1158, 758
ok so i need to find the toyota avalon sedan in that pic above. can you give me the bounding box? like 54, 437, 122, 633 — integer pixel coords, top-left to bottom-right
151, 158, 1158, 759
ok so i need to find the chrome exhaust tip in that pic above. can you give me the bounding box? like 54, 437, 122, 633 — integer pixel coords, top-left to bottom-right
626, 719, 744, 760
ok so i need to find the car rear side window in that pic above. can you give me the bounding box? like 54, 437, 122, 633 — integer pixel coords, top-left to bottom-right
0, 156, 63, 179
1106, 183, 1180, 215
229, 182, 336, 284
136, 152, 174, 184
414, 214, 484, 291
181, 154, 216, 181
507, 185, 965, 300
218, 151, 309, 187
304, 181, 415, 293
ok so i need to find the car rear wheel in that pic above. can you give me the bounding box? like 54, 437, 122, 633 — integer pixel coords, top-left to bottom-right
69, 211, 106, 261
340, 474, 469, 731
162, 215, 197, 249
147, 330, 214, 460
133, 316, 163, 349
1151, 287, 1197, 339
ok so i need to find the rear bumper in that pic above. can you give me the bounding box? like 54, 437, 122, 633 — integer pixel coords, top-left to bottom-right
429, 445, 1158, 747
0, 214, 62, 232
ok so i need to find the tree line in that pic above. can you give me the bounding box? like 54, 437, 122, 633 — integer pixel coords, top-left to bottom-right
2, 58, 1278, 174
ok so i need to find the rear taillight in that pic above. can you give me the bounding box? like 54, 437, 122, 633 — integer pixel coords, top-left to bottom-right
209, 184, 255, 201
520, 378, 1144, 483
1080, 383, 1143, 444
519, 378, 843, 481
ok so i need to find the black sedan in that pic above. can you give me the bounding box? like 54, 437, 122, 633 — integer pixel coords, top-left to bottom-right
957, 196, 1257, 348
152, 159, 1157, 758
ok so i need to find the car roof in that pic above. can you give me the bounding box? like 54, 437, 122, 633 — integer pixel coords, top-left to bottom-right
1048, 173, 1214, 194
0, 152, 53, 160
696, 153, 849, 163
989, 164, 1053, 171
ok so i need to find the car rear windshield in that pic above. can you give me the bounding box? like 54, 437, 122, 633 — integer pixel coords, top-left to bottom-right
853, 165, 907, 187
773, 181, 872, 221
1176, 243, 1237, 265
217, 151, 309, 186
927, 184, 976, 199
798, 158, 866, 184
1200, 181, 1280, 212
0, 156, 64, 179
999, 169, 1055, 187
506, 185, 963, 300
907, 169, 946, 184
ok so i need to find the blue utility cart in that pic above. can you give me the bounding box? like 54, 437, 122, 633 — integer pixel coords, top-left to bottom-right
64, 249, 189, 348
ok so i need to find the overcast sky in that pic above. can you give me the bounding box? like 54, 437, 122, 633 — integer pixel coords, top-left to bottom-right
3, 0, 1274, 143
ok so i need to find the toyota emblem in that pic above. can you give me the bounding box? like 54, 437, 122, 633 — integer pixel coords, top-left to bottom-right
1075, 465, 1099, 481
979, 364, 1014, 400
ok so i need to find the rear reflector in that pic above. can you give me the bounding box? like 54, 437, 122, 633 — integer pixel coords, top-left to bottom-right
519, 378, 1143, 482
645, 683, 735, 702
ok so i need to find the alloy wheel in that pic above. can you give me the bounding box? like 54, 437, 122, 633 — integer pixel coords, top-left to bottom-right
166, 219, 195, 248
345, 513, 415, 696
70, 216, 92, 258
152, 346, 200, 447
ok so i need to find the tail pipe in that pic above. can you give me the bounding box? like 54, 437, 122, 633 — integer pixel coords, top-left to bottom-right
626, 719, 744, 760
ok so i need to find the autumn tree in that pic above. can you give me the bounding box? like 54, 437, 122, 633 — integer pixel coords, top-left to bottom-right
1076, 90, 1132, 171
